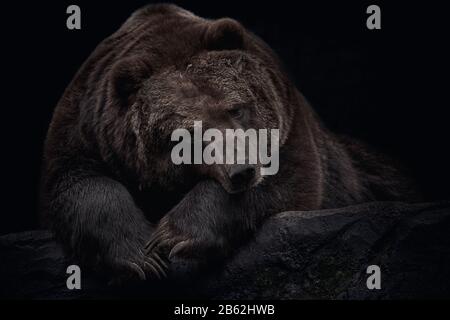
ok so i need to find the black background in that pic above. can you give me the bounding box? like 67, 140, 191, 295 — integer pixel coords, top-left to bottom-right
1, 1, 449, 234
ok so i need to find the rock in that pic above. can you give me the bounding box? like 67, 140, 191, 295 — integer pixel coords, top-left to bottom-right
1, 201, 449, 299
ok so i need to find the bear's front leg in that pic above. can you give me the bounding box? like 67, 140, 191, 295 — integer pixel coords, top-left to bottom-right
145, 179, 272, 279
45, 173, 166, 284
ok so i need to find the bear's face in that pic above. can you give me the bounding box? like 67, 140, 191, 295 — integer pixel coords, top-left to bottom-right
126, 50, 283, 193
98, 7, 292, 193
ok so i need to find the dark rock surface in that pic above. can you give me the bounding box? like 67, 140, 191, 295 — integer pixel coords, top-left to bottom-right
1, 201, 449, 299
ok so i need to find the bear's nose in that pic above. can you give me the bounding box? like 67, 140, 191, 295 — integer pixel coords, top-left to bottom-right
229, 164, 256, 187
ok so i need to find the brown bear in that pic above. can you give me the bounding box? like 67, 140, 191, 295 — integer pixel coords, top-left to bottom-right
40, 4, 418, 283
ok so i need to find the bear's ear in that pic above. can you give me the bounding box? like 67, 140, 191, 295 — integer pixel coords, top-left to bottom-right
109, 56, 152, 109
204, 18, 246, 51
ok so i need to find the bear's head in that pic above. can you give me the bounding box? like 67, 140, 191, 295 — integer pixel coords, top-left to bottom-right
82, 4, 296, 194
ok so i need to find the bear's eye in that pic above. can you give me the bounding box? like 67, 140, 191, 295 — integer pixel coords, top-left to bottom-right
227, 104, 249, 120
228, 108, 243, 119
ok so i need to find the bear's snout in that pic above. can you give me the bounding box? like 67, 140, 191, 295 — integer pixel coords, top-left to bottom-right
227, 164, 258, 193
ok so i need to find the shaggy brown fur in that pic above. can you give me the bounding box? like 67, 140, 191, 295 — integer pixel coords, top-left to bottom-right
40, 4, 419, 283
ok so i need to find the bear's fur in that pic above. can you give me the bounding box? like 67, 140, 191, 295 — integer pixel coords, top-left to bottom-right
40, 4, 419, 282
